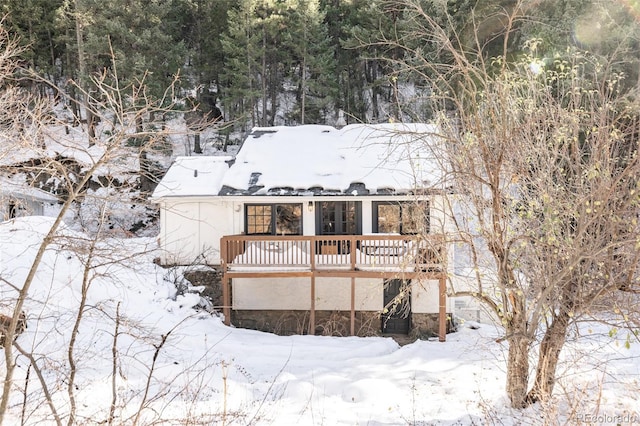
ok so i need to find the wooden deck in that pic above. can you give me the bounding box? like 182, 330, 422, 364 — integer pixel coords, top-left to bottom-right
219, 234, 448, 341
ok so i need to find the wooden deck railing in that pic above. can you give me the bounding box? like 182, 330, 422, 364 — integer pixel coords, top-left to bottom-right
220, 234, 446, 273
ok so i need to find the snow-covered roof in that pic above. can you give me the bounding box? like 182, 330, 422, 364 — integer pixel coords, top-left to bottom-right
153, 123, 445, 198
151, 155, 234, 198
0, 176, 59, 203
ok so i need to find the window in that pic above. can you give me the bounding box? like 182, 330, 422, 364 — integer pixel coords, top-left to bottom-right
245, 204, 302, 235
373, 201, 429, 234
316, 201, 362, 235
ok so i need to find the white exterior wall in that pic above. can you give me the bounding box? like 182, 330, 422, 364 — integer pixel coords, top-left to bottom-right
302, 203, 315, 235
449, 272, 498, 324
1, 195, 46, 221
233, 277, 383, 311
429, 195, 453, 234
361, 200, 373, 234
160, 196, 453, 282
157, 194, 452, 266
411, 278, 453, 314
233, 278, 311, 310
315, 277, 380, 310
159, 199, 237, 264
232, 276, 452, 314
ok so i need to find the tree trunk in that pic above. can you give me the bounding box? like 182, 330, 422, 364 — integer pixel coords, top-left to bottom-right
261, 28, 267, 127
367, 61, 379, 122
63, 26, 80, 123
506, 333, 531, 408
136, 116, 153, 193
73, 0, 96, 145
269, 64, 277, 126
300, 54, 306, 125
501, 270, 532, 408
193, 133, 202, 154
139, 149, 153, 194
526, 311, 570, 403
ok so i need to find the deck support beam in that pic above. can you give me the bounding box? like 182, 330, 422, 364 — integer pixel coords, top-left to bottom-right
309, 276, 316, 335
350, 277, 355, 336
438, 275, 446, 342
222, 273, 231, 326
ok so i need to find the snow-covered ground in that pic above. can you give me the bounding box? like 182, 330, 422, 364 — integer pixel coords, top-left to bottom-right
1, 216, 639, 425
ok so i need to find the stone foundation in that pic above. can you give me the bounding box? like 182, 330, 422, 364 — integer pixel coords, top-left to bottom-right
411, 313, 456, 338
183, 269, 223, 307
232, 310, 382, 336
232, 310, 454, 337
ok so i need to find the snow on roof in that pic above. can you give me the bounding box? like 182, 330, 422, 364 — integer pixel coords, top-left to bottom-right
0, 175, 59, 203
153, 123, 445, 198
151, 155, 233, 198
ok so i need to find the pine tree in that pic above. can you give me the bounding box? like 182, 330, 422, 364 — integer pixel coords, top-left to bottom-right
284, 0, 336, 124
220, 0, 263, 129
1, 0, 66, 84
170, 0, 231, 104
78, 0, 187, 101
338, 0, 408, 122
320, 0, 374, 123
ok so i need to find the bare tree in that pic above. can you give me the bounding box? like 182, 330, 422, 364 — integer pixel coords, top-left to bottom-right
383, 0, 640, 408
0, 24, 224, 423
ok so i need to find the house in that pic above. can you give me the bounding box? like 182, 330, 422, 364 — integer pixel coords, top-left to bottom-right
1, 177, 59, 221
152, 123, 455, 339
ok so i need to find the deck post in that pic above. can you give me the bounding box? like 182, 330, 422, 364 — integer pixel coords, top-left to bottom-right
309, 276, 316, 335
309, 241, 317, 335
438, 274, 446, 342
350, 276, 355, 336
220, 237, 231, 326
222, 274, 231, 326
350, 236, 356, 336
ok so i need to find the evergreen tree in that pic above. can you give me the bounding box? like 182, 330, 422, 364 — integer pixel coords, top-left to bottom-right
321, 0, 374, 123
220, 0, 263, 129
6, 0, 637, 130
0, 0, 66, 84
337, 0, 415, 122
254, 0, 288, 126
284, 0, 336, 124
169, 0, 231, 105
78, 0, 187, 101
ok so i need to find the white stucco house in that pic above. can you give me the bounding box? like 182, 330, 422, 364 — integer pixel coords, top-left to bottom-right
152, 123, 457, 339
